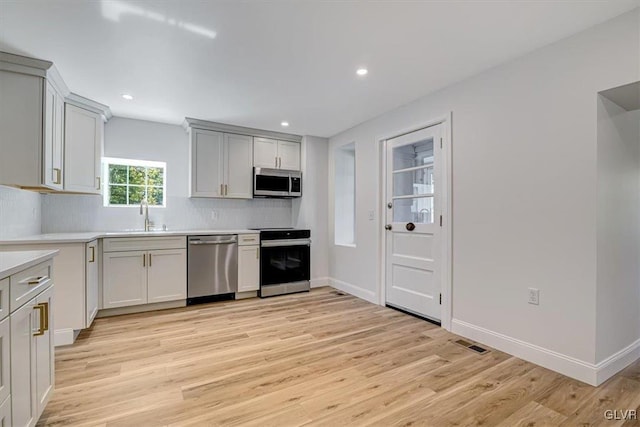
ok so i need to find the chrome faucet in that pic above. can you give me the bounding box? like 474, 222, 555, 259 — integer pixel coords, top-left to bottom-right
140, 197, 150, 231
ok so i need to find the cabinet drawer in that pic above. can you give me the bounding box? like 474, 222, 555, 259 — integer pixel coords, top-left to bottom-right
238, 234, 260, 246
103, 236, 187, 252
10, 260, 52, 313
0, 278, 8, 321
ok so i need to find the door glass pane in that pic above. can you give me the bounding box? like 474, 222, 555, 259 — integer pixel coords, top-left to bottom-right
393, 196, 434, 224
393, 166, 433, 197
393, 138, 434, 170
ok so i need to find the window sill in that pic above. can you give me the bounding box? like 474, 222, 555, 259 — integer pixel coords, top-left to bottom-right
335, 243, 357, 248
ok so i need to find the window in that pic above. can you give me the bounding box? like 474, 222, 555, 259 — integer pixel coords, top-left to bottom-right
103, 157, 166, 207
334, 142, 356, 246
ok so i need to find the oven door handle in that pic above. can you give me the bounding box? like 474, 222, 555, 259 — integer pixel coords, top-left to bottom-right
261, 239, 311, 247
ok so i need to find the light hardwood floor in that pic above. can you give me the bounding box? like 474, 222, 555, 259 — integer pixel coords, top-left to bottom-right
39, 287, 640, 426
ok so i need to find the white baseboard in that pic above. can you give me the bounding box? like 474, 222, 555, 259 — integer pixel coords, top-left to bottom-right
328, 277, 377, 304
310, 277, 330, 288
54, 328, 75, 347
452, 319, 640, 386
452, 319, 599, 385
596, 338, 640, 385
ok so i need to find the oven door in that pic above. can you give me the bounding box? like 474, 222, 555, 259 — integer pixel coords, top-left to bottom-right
260, 239, 311, 286
254, 168, 291, 197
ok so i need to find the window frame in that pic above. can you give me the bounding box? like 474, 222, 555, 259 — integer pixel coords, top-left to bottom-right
102, 157, 167, 208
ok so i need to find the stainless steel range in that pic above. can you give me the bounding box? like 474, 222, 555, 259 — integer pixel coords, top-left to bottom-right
252, 228, 311, 297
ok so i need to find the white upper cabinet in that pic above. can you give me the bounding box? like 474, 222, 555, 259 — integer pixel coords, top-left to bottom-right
224, 134, 253, 199
189, 129, 253, 199
253, 137, 300, 171
64, 104, 103, 194
189, 129, 224, 197
253, 137, 279, 169
0, 52, 110, 193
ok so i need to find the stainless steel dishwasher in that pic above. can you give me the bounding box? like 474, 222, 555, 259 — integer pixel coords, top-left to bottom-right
187, 235, 238, 305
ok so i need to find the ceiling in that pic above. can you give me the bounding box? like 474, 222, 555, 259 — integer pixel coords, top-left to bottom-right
0, 1, 638, 137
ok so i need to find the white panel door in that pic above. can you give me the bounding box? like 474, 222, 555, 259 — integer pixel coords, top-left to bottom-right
85, 240, 99, 327
147, 249, 187, 303
277, 141, 301, 171
103, 251, 148, 309
64, 104, 101, 193
385, 125, 442, 321
190, 129, 224, 197
224, 133, 253, 199
10, 297, 37, 427
253, 137, 278, 168
0, 317, 10, 405
238, 245, 260, 292
35, 286, 54, 418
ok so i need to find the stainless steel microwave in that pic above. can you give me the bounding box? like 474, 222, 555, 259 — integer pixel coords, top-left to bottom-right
253, 168, 302, 198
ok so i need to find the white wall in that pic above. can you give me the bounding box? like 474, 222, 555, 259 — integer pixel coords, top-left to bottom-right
42, 117, 293, 232
293, 136, 329, 284
0, 185, 41, 239
328, 9, 639, 382
596, 99, 640, 364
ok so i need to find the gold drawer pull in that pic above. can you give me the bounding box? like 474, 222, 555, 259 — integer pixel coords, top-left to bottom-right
25, 276, 48, 285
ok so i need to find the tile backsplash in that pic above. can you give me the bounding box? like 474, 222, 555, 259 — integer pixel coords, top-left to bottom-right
0, 185, 41, 239
42, 194, 292, 233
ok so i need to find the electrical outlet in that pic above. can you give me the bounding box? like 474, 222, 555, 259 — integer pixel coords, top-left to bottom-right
528, 288, 540, 305
211, 210, 219, 221
368, 210, 375, 220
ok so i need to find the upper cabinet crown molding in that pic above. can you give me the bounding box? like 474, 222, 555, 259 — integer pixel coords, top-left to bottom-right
66, 92, 112, 121
183, 117, 303, 143
0, 51, 70, 97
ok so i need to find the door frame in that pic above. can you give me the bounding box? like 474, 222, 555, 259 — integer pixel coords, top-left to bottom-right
377, 112, 453, 331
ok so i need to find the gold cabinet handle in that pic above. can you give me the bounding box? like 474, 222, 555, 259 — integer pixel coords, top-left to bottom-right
256, 247, 259, 259
279, 157, 282, 168
53, 168, 62, 185
33, 303, 46, 336
143, 253, 146, 267
225, 184, 228, 196
43, 302, 49, 332
26, 276, 47, 285
97, 176, 101, 190
220, 184, 224, 196
275, 157, 278, 168
89, 246, 95, 263
149, 253, 152, 267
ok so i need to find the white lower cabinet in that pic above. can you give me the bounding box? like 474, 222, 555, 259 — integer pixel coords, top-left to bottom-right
238, 245, 260, 292
10, 284, 54, 427
0, 317, 10, 405
85, 240, 99, 327
147, 249, 187, 303
0, 394, 11, 427
103, 251, 147, 309
103, 238, 187, 309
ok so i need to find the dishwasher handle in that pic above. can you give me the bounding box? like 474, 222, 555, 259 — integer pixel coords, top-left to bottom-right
189, 239, 237, 245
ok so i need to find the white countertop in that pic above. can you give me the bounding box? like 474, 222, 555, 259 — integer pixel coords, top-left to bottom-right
0, 229, 259, 245
0, 250, 59, 279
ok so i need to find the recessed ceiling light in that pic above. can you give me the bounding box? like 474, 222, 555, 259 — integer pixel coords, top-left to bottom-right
122, 94, 134, 100
356, 68, 368, 76
281, 121, 289, 127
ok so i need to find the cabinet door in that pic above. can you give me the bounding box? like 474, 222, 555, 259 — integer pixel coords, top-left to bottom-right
35, 286, 54, 418
253, 137, 278, 168
277, 141, 301, 171
224, 134, 253, 199
190, 129, 224, 197
86, 240, 99, 327
64, 104, 101, 194
10, 297, 37, 427
0, 395, 11, 427
43, 82, 63, 190
238, 245, 260, 292
103, 251, 148, 309
0, 317, 10, 405
147, 249, 187, 303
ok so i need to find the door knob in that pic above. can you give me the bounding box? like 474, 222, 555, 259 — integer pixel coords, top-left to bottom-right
387, 202, 392, 209
385, 224, 392, 230
406, 222, 416, 231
